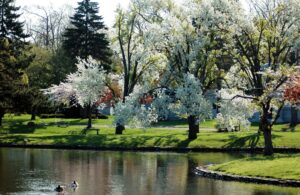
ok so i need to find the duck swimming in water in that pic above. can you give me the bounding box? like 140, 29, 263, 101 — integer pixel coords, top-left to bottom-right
55, 185, 64, 192
70, 180, 79, 188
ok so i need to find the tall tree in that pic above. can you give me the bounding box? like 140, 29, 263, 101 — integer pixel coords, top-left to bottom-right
139, 0, 238, 138
0, 0, 32, 125
230, 0, 300, 155
26, 46, 54, 120
63, 0, 111, 69
45, 57, 106, 129
112, 0, 173, 134
113, 0, 173, 101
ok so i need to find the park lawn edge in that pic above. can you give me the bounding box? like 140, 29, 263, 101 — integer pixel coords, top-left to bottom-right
208, 154, 300, 181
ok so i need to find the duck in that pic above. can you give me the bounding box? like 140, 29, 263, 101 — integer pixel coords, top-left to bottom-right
55, 185, 64, 192
70, 180, 79, 188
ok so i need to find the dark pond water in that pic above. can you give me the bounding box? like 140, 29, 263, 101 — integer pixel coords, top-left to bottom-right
0, 148, 299, 195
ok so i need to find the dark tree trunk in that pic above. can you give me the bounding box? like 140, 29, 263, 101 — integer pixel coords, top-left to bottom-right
87, 104, 92, 129
290, 105, 298, 128
0, 109, 4, 127
188, 115, 199, 140
261, 106, 273, 156
31, 106, 37, 121
123, 76, 129, 103
115, 124, 125, 135
196, 123, 199, 133
263, 127, 273, 155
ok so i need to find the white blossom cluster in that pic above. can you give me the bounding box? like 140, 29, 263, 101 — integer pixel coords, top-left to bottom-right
216, 88, 255, 131
44, 57, 106, 108
114, 73, 212, 128
171, 73, 212, 120
43, 82, 75, 105
114, 85, 158, 128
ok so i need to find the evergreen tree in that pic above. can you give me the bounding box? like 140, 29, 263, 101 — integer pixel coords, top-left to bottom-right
0, 0, 29, 47
0, 0, 32, 125
63, 0, 111, 70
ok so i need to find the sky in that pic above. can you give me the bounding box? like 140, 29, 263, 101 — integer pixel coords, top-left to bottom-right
16, 0, 248, 27
16, 0, 131, 27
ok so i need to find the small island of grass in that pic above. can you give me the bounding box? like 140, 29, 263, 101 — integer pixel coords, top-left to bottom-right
209, 154, 300, 181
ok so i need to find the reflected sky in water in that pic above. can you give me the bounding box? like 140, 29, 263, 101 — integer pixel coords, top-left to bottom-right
0, 148, 299, 195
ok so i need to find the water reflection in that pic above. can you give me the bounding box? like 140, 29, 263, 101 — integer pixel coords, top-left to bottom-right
0, 148, 299, 195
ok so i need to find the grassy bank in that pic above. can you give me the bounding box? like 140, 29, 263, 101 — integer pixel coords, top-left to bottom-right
209, 154, 300, 180
1, 115, 300, 149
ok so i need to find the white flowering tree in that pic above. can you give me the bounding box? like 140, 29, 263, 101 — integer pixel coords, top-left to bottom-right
45, 57, 107, 129
228, 0, 300, 155
113, 84, 158, 134
216, 0, 300, 155
112, 0, 238, 137
216, 88, 255, 131
113, 73, 212, 139
111, 0, 173, 133
171, 73, 212, 139
146, 0, 242, 90
111, 0, 172, 100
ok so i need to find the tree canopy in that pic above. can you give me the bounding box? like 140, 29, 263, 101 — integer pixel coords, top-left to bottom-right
63, 0, 111, 70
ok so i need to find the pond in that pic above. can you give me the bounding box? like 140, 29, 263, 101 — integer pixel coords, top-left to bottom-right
0, 148, 299, 195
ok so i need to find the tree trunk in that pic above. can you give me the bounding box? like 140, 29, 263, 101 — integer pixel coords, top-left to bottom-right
290, 105, 298, 128
0, 109, 4, 127
115, 124, 125, 135
31, 106, 37, 121
87, 104, 92, 129
123, 76, 129, 103
263, 127, 273, 155
261, 106, 273, 156
188, 115, 199, 140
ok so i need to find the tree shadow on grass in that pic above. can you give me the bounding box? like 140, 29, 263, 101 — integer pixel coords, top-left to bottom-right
281, 126, 296, 132
0, 135, 28, 143
224, 133, 282, 149
8, 124, 37, 134
152, 136, 191, 147
28, 134, 191, 148
224, 133, 261, 148
244, 153, 296, 162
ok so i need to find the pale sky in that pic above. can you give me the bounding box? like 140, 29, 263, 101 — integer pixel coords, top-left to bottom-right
16, 0, 247, 28
16, 0, 131, 27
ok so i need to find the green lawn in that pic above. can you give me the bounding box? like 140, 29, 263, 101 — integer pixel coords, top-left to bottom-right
209, 154, 300, 180
1, 114, 300, 149
154, 118, 217, 128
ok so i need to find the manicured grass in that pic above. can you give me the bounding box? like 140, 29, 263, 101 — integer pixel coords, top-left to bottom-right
154, 119, 217, 128
1, 114, 300, 149
209, 154, 300, 180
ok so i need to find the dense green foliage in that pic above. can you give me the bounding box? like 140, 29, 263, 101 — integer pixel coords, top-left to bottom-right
210, 154, 300, 180
0, 0, 33, 125
63, 0, 111, 69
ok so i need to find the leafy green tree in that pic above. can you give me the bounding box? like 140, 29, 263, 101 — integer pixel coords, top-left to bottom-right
63, 0, 111, 70
0, 0, 33, 125
49, 47, 75, 84
26, 46, 54, 120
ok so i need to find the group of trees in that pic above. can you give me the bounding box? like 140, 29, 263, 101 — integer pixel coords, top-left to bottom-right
110, 0, 300, 155
1, 0, 300, 156
0, 0, 33, 125
0, 0, 111, 124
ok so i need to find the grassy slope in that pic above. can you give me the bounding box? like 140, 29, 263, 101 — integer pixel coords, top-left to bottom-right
209, 154, 300, 180
1, 115, 300, 149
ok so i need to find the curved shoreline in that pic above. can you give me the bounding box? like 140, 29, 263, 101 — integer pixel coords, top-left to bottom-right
1, 143, 300, 153
195, 166, 300, 187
